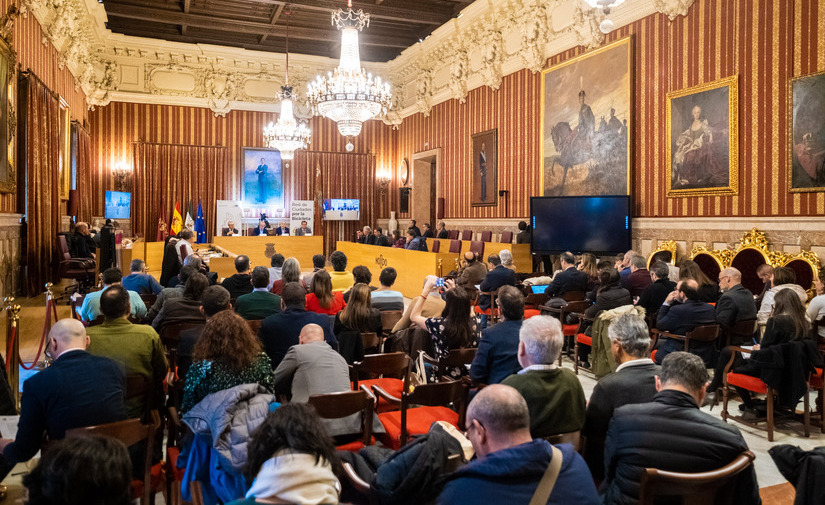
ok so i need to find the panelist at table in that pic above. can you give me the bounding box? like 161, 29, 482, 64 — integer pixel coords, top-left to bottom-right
273, 222, 290, 236
294, 220, 312, 236
222, 221, 240, 236
251, 219, 269, 236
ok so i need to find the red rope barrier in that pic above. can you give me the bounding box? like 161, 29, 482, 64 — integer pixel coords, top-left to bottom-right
5, 324, 14, 376
16, 298, 52, 371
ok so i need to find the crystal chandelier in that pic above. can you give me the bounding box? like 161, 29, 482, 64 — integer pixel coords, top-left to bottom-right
306, 0, 392, 138
582, 0, 627, 33
264, 12, 311, 161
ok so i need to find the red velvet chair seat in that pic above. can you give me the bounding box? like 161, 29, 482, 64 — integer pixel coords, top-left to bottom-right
562, 324, 579, 336
810, 368, 823, 389
474, 306, 498, 318
726, 373, 768, 394
131, 463, 165, 500
576, 333, 592, 346
377, 406, 459, 450
355, 378, 404, 412
524, 309, 541, 319
336, 437, 376, 452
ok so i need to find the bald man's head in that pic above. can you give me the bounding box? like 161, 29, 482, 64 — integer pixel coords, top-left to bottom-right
465, 384, 532, 459
464, 251, 476, 263
720, 267, 741, 283
49, 319, 89, 356
298, 324, 325, 344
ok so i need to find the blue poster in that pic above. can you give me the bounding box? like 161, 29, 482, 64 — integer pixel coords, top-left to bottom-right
242, 148, 283, 206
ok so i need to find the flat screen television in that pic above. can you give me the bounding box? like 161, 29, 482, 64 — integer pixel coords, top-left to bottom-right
323, 199, 360, 221
105, 190, 131, 220
530, 196, 631, 255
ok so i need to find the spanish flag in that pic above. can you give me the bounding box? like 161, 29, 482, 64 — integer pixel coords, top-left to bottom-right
171, 201, 183, 235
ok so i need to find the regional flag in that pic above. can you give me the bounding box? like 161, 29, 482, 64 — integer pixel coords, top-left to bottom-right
171, 201, 183, 235
156, 205, 169, 242
185, 200, 195, 231
195, 200, 207, 243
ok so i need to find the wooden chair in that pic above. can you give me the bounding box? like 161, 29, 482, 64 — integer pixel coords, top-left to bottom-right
448, 230, 459, 240
352, 352, 411, 413
70, 293, 85, 320
573, 315, 596, 374
523, 293, 548, 319
139, 293, 158, 309
474, 289, 499, 323
544, 430, 582, 453
469, 240, 485, 258
448, 239, 462, 254
500, 231, 513, 244
374, 380, 469, 449
159, 321, 204, 377
430, 240, 441, 253
246, 319, 263, 335
638, 451, 756, 505
654, 324, 721, 358
66, 410, 162, 505
724, 318, 758, 347
361, 331, 383, 353
543, 300, 591, 366
430, 347, 477, 382
308, 388, 376, 451
56, 234, 96, 293
461, 230, 473, 241
480, 230, 492, 242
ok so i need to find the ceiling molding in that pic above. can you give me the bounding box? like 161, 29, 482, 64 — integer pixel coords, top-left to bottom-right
21, 0, 696, 118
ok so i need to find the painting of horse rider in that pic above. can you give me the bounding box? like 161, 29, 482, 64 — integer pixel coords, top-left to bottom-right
666, 75, 738, 197
789, 70, 825, 192
540, 36, 632, 197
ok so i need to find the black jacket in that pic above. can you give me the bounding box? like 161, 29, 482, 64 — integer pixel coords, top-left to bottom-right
375, 235, 390, 247
769, 444, 825, 505
221, 273, 253, 299
656, 299, 717, 335
437, 230, 449, 239
604, 389, 760, 505
159, 238, 181, 287
478, 265, 517, 311
545, 267, 589, 297
716, 283, 757, 333
636, 278, 675, 318
365, 234, 377, 245
584, 284, 632, 320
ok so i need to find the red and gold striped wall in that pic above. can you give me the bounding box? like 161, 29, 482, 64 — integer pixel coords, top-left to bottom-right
397, 0, 825, 219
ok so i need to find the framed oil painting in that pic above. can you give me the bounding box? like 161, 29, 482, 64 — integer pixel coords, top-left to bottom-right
666, 75, 739, 197
58, 98, 71, 200
471, 128, 497, 207
0, 35, 15, 194
789, 70, 825, 192
241, 147, 283, 207
540, 36, 632, 197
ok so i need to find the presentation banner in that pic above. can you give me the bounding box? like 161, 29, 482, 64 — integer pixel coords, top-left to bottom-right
216, 200, 244, 236
290, 200, 315, 235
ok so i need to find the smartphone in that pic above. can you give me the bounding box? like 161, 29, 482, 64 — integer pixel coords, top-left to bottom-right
435, 277, 445, 288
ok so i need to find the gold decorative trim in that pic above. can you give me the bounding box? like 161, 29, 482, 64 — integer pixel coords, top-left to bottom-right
788, 69, 825, 193
647, 240, 678, 268
689, 245, 727, 270
0, 28, 16, 194
665, 75, 739, 197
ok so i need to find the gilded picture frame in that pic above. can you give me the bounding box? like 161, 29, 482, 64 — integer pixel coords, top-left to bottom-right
471, 128, 497, 207
58, 97, 71, 200
0, 35, 15, 194
789, 69, 825, 192
666, 75, 739, 197
540, 36, 633, 197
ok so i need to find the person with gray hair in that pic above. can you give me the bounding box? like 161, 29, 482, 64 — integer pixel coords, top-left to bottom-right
582, 313, 658, 480
498, 249, 515, 271
602, 351, 759, 505
623, 254, 652, 298
271, 257, 306, 295
544, 251, 589, 298
635, 260, 676, 316
715, 266, 757, 339
122, 258, 163, 295
437, 384, 598, 505
501, 316, 586, 438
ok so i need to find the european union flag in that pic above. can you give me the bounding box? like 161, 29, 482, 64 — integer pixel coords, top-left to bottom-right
195, 200, 207, 243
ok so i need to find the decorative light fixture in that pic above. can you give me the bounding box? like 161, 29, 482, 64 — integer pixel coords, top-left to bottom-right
306, 0, 392, 138
263, 10, 311, 163
376, 168, 391, 196
112, 161, 131, 191
582, 0, 626, 33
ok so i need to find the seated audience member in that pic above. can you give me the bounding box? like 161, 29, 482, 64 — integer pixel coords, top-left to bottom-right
178, 285, 231, 382
437, 384, 598, 505
294, 220, 312, 236
470, 286, 524, 385
0, 319, 125, 479
755, 263, 774, 308
623, 254, 652, 298
578, 252, 600, 293
23, 435, 132, 505
181, 310, 275, 413
502, 316, 585, 438
636, 260, 675, 317
391, 230, 406, 248
422, 222, 434, 238
223, 220, 239, 236
259, 282, 338, 368
87, 286, 167, 418
582, 313, 658, 480
306, 270, 346, 315
499, 249, 516, 271
678, 260, 719, 303
584, 267, 632, 320
159, 236, 181, 287
654, 279, 717, 365
168, 255, 212, 288
807, 270, 825, 338
71, 222, 97, 259
270, 257, 307, 295
617, 250, 638, 285
272, 324, 351, 402
79, 267, 147, 322
363, 226, 376, 245
391, 278, 446, 332
650, 250, 680, 282
603, 352, 759, 505
251, 219, 269, 236
122, 259, 163, 295
408, 219, 421, 237
343, 265, 377, 302
221, 255, 254, 299
144, 265, 194, 323
436, 221, 449, 239
175, 229, 197, 263
303, 254, 326, 286
329, 251, 352, 292
152, 272, 209, 333
455, 251, 488, 287
757, 266, 808, 324
479, 253, 518, 313
371, 267, 404, 311
374, 227, 390, 247
411, 279, 481, 381
545, 251, 589, 298
335, 283, 382, 358
404, 230, 426, 251
268, 253, 285, 290
356, 229, 365, 243
226, 404, 342, 505
236, 266, 282, 320
715, 267, 758, 341
273, 221, 290, 236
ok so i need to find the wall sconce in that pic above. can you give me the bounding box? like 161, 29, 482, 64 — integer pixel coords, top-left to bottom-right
113, 162, 132, 191
376, 168, 391, 196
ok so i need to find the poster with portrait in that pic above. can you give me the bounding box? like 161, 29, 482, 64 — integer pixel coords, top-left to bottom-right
540, 36, 632, 197
241, 147, 283, 207
471, 129, 497, 206
789, 70, 825, 192
666, 76, 738, 197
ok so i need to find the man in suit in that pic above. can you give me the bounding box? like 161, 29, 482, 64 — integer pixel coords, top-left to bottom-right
222, 220, 239, 236
373, 227, 390, 247
436, 221, 449, 239
408, 219, 421, 237
624, 254, 652, 298
583, 313, 658, 481
0, 319, 126, 479
273, 221, 290, 236
404, 230, 426, 251
363, 226, 377, 245
87, 285, 167, 419
478, 253, 517, 313
235, 266, 282, 320
636, 260, 675, 317
71, 222, 97, 259
221, 255, 254, 299
272, 323, 350, 403
259, 282, 338, 368
470, 286, 524, 385
456, 251, 488, 287
251, 219, 269, 236
294, 220, 312, 236
545, 251, 589, 298
177, 285, 231, 383
79, 267, 147, 322
715, 267, 758, 338
422, 223, 434, 238
654, 279, 717, 365
122, 259, 163, 295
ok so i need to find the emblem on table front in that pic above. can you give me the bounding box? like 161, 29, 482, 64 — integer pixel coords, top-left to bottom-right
375, 255, 387, 268
264, 243, 275, 259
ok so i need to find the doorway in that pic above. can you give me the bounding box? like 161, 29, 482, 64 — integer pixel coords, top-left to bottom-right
411, 148, 440, 231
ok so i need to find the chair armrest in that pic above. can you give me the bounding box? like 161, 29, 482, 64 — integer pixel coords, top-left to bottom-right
721, 346, 752, 379
372, 385, 401, 405
342, 462, 371, 495
541, 306, 563, 315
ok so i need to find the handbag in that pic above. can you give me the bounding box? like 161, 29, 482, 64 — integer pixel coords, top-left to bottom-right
528, 446, 563, 505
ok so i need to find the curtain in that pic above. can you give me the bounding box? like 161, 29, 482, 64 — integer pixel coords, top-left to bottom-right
132, 142, 228, 241
74, 122, 99, 223
21, 74, 61, 296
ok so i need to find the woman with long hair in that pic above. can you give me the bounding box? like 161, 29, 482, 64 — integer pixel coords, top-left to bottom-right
152, 272, 209, 332
336, 283, 382, 335
577, 252, 600, 292
678, 260, 718, 303
306, 270, 346, 315
411, 278, 481, 381
270, 257, 307, 295
226, 404, 343, 505
181, 310, 274, 412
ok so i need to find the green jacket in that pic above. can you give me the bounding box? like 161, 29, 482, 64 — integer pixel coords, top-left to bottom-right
235, 290, 282, 320
502, 367, 585, 438
590, 304, 646, 379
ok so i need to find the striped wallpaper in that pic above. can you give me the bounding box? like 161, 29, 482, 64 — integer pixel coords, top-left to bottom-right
397, 0, 825, 219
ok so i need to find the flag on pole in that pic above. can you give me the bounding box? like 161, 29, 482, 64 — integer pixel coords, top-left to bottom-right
171, 201, 183, 235
195, 200, 207, 243
156, 204, 169, 242
185, 200, 195, 231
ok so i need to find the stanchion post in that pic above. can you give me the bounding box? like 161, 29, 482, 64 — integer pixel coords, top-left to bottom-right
3, 296, 21, 409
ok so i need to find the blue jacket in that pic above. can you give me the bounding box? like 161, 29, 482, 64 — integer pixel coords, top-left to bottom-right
438, 440, 599, 505
655, 300, 717, 365
122, 272, 163, 295
259, 306, 338, 368
478, 265, 517, 311
469, 319, 522, 384
545, 267, 589, 297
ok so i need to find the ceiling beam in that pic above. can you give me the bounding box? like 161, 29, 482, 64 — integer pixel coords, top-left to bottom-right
259, 3, 285, 44
181, 0, 191, 35
269, 0, 450, 25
